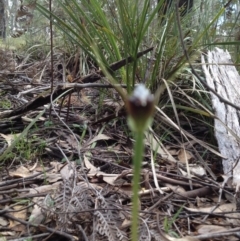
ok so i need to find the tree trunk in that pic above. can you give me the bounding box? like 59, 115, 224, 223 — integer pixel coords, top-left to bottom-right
202, 47, 240, 191
0, 0, 6, 39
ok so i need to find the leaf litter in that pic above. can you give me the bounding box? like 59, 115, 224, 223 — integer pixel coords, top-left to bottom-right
0, 48, 239, 241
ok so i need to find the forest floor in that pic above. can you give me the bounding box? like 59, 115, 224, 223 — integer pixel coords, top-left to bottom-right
0, 47, 239, 241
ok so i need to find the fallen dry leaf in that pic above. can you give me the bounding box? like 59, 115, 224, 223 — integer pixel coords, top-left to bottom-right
84, 155, 127, 185
29, 182, 61, 195
85, 133, 111, 146
60, 162, 76, 180
29, 197, 45, 225
197, 224, 228, 234
178, 148, 193, 163
9, 205, 27, 229
0, 217, 8, 226
50, 161, 65, 173
185, 203, 236, 213
9, 166, 33, 178
180, 165, 206, 177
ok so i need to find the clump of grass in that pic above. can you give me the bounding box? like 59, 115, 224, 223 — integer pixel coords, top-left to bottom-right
163, 205, 184, 238
14, 134, 46, 161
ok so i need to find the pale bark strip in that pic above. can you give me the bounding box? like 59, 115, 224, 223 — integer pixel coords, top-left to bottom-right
202, 47, 240, 189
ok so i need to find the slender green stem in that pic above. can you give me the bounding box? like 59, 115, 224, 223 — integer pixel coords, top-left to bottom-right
131, 130, 145, 241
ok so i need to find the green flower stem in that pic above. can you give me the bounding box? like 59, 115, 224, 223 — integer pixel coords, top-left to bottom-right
131, 130, 145, 241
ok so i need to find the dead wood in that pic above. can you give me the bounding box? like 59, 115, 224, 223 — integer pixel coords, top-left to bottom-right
202, 47, 240, 190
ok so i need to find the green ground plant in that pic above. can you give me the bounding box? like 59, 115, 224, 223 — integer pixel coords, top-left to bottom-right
0, 97, 11, 109
163, 206, 184, 238
0, 109, 46, 164
2, 129, 46, 162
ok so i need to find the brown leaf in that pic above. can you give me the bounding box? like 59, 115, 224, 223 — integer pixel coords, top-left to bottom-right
9, 166, 32, 178
178, 148, 193, 163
